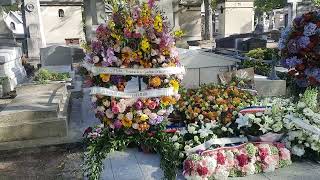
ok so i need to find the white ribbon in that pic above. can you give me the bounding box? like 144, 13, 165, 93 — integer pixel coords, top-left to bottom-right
83, 62, 186, 76
291, 117, 320, 135
90, 86, 177, 98
185, 137, 248, 154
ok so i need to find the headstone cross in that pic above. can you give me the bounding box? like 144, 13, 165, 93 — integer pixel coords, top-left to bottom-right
287, 0, 302, 26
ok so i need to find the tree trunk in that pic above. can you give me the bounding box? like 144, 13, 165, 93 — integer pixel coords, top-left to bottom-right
204, 0, 210, 40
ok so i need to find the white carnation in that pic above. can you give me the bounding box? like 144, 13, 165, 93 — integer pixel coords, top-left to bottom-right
292, 145, 305, 157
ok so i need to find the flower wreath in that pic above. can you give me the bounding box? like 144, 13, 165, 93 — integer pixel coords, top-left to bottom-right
279, 11, 320, 87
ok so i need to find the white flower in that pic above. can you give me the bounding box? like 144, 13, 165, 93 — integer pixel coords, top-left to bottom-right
171, 135, 178, 142
292, 145, 305, 157
256, 112, 263, 117
179, 152, 184, 158
132, 123, 139, 129
91, 96, 97, 103
97, 106, 105, 112
187, 125, 197, 134
206, 156, 217, 170
214, 166, 229, 180
126, 112, 133, 120
297, 102, 306, 109
221, 127, 227, 132
198, 114, 204, 120
303, 108, 314, 117
228, 128, 234, 134
246, 113, 256, 120
194, 136, 199, 142
236, 114, 250, 129
184, 145, 191, 151
246, 163, 256, 175
174, 142, 180, 150
105, 109, 114, 118
92, 56, 100, 63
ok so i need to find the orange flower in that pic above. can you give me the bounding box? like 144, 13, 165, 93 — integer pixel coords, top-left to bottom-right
138, 122, 150, 132
121, 117, 132, 128
149, 77, 161, 87
117, 82, 126, 91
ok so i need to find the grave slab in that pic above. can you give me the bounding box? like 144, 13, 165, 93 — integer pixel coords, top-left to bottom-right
254, 75, 286, 97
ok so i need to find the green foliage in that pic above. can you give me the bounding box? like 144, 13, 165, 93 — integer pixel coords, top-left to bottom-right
211, 0, 217, 11
254, 0, 286, 13
2, 3, 20, 13
312, 0, 320, 7
34, 69, 70, 84
240, 48, 279, 76
84, 125, 181, 180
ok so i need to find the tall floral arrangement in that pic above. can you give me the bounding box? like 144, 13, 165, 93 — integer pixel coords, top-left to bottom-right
84, 0, 184, 133
279, 11, 320, 87
83, 0, 185, 179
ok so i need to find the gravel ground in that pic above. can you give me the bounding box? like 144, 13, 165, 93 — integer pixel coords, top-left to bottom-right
0, 99, 12, 112
0, 143, 84, 180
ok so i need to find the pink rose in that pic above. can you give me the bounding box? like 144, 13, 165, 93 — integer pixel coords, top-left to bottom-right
259, 148, 269, 161
217, 152, 226, 165
196, 165, 208, 176
280, 148, 291, 161
148, 101, 157, 110
236, 154, 249, 167
112, 104, 120, 114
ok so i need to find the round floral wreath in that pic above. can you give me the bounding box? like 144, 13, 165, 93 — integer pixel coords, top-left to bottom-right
85, 0, 184, 133
279, 11, 320, 87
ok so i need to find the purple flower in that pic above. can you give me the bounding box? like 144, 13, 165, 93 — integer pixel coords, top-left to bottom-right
114, 120, 122, 129
110, 75, 122, 84
107, 48, 114, 57
297, 36, 310, 49
91, 41, 102, 53
304, 22, 318, 36
149, 115, 164, 125
282, 56, 302, 69
131, 6, 141, 20
287, 39, 299, 54
148, 0, 156, 8
305, 68, 320, 81
135, 100, 144, 110
101, 61, 110, 67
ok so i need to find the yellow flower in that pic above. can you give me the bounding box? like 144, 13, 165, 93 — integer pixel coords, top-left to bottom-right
170, 79, 179, 92
140, 38, 150, 52
121, 117, 132, 128
100, 74, 111, 82
108, 21, 115, 30
161, 96, 171, 106
149, 77, 162, 87
126, 17, 134, 29
140, 114, 149, 121
103, 117, 112, 125
174, 30, 184, 38
154, 14, 163, 32
111, 33, 121, 41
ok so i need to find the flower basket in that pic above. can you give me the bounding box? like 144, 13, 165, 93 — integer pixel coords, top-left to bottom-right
247, 132, 284, 142
183, 142, 292, 180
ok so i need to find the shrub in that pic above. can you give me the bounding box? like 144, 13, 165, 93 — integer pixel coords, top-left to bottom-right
34, 69, 70, 84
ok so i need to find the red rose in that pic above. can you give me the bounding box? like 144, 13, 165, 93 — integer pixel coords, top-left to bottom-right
308, 76, 318, 85
196, 165, 209, 176
217, 152, 226, 165
236, 154, 249, 167
259, 148, 269, 161
296, 64, 305, 71
184, 160, 194, 173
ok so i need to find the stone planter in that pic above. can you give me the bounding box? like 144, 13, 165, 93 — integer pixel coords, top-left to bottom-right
248, 132, 284, 142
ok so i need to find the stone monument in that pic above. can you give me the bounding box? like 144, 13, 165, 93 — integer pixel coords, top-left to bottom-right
287, 0, 302, 26
22, 0, 46, 66
0, 0, 26, 96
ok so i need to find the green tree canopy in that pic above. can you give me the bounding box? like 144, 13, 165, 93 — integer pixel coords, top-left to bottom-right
254, 0, 286, 13
312, 0, 320, 6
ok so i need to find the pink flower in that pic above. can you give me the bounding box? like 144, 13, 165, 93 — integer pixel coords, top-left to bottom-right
124, 28, 132, 38
114, 120, 122, 129
259, 148, 269, 161
217, 152, 226, 165
133, 32, 142, 38
196, 165, 209, 176
236, 154, 249, 167
279, 148, 291, 161
148, 101, 157, 110
112, 104, 120, 114
183, 160, 195, 175
135, 100, 143, 110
